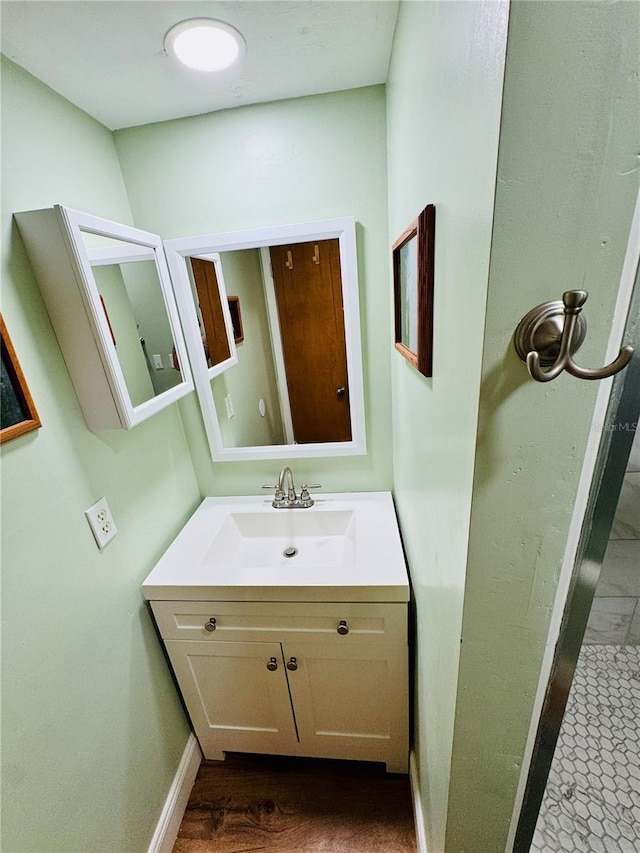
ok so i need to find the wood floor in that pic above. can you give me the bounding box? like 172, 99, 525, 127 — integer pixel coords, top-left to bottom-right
173, 753, 417, 853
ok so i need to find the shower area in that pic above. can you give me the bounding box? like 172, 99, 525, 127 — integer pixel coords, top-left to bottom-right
532, 426, 640, 852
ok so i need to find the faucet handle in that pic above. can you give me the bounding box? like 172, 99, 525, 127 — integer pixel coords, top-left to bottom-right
262, 484, 285, 505
299, 484, 321, 506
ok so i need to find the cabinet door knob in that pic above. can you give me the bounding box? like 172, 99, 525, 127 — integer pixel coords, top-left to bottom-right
267, 657, 279, 671
337, 620, 349, 635
286, 657, 298, 671
204, 617, 217, 632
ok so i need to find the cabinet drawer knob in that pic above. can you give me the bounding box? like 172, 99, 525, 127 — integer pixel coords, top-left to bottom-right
286, 657, 298, 671
267, 657, 279, 671
337, 620, 349, 635
204, 617, 217, 632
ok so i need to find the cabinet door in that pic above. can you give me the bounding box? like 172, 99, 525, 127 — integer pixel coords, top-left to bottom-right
164, 640, 297, 760
282, 641, 408, 772
14, 206, 194, 429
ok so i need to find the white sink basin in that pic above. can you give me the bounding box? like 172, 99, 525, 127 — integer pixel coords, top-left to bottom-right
142, 492, 409, 602
202, 509, 356, 570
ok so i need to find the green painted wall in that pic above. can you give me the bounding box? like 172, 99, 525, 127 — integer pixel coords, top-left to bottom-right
1, 57, 201, 853
447, 2, 640, 850
114, 87, 391, 496
385, 2, 509, 849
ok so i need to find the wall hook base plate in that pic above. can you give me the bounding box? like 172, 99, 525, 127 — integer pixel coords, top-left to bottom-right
514, 300, 587, 367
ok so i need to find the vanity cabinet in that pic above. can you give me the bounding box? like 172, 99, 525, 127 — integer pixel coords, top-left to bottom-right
151, 600, 409, 773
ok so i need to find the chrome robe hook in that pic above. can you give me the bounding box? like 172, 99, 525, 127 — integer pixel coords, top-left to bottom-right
514, 290, 634, 383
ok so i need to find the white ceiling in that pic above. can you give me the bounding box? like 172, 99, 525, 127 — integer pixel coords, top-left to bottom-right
1, 0, 399, 130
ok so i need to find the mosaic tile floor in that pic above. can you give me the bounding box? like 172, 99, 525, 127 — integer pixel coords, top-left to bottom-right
532, 645, 640, 852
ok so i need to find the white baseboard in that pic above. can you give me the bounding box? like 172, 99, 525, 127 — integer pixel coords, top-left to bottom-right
147, 733, 202, 853
409, 750, 429, 853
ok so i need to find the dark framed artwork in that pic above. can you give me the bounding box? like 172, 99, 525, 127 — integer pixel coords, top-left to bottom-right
227, 296, 244, 344
0, 314, 42, 444
392, 203, 435, 377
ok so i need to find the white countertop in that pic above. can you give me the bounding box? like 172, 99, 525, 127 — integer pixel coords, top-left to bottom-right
142, 491, 409, 602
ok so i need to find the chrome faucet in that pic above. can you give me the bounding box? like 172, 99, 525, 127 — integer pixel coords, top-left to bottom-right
262, 466, 321, 508
278, 465, 297, 504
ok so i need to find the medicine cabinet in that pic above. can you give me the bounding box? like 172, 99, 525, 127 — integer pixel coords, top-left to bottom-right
16, 208, 367, 459
15, 205, 195, 430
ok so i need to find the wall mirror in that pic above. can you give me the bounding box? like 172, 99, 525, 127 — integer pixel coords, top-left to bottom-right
15, 205, 194, 430
164, 217, 366, 461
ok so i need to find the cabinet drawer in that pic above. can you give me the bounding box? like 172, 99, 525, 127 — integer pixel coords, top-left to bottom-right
150, 600, 407, 644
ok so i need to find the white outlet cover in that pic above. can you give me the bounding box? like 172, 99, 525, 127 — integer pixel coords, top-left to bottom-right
84, 496, 117, 550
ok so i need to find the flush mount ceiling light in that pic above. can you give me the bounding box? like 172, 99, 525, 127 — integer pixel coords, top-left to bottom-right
164, 19, 246, 72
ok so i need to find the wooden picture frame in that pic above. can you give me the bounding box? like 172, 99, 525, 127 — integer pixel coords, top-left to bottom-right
0, 314, 42, 444
392, 204, 435, 377
227, 296, 244, 344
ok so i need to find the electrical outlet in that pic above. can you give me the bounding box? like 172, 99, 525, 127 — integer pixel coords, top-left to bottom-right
225, 394, 234, 419
85, 497, 117, 550
153, 354, 164, 369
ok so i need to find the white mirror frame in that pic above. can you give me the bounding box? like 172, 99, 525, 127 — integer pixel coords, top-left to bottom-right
164, 217, 366, 461
56, 206, 194, 428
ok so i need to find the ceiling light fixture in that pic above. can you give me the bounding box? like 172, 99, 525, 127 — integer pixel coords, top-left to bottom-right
164, 19, 245, 72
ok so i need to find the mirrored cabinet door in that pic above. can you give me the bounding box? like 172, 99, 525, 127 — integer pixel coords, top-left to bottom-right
15, 206, 194, 430
167, 250, 238, 381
